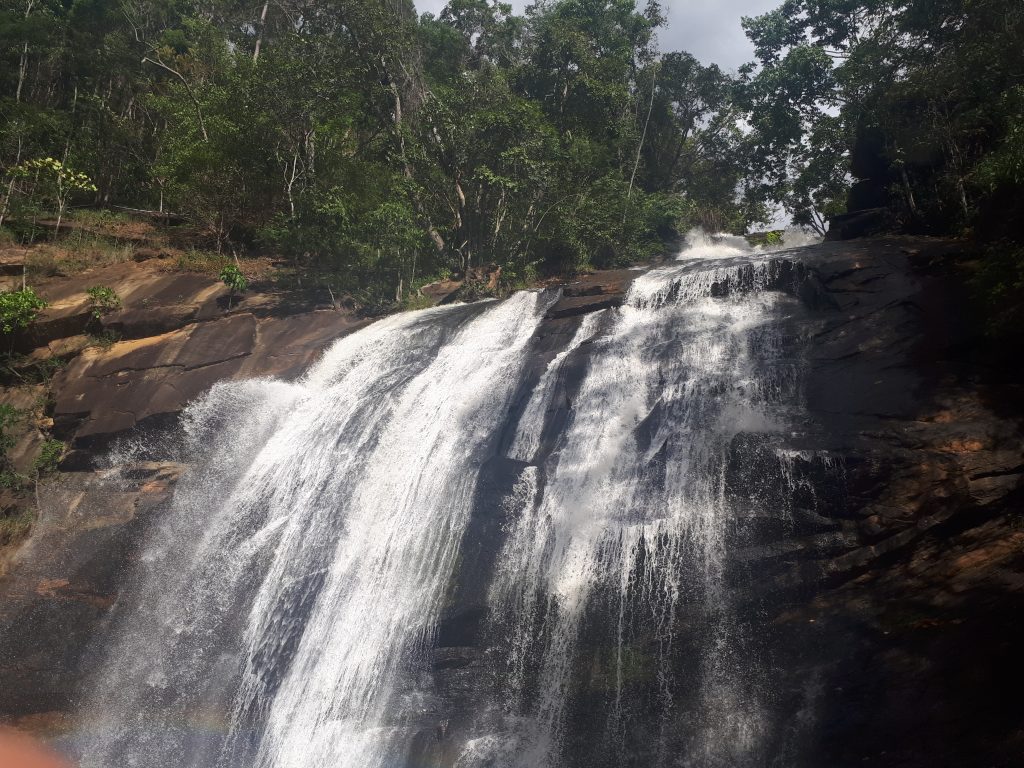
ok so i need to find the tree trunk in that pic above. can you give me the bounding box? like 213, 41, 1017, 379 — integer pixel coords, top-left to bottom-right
253, 1, 270, 62
142, 57, 209, 142
15, 42, 29, 102
14, 1, 34, 101
623, 63, 659, 226
0, 136, 22, 230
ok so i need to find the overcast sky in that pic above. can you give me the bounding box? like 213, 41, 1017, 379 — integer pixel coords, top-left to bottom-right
414, 0, 780, 71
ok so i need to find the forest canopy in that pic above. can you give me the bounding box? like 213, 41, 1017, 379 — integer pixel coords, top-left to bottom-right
1, 0, 1022, 307
0, 0, 760, 303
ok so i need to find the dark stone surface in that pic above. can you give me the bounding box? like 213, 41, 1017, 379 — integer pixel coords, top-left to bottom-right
0, 237, 1021, 768
826, 208, 895, 241
50, 310, 365, 451
545, 268, 638, 318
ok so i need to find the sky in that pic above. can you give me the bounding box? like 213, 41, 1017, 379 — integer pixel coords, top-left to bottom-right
414, 0, 781, 72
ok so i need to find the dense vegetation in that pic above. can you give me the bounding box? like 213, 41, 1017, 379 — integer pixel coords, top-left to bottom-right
739, 0, 1024, 334
0, 0, 762, 304
0, 0, 1021, 311
741, 0, 1023, 234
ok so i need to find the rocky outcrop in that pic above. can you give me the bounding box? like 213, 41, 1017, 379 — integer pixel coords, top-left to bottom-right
0, 237, 1021, 766
0, 463, 181, 721
782, 238, 1024, 767
51, 309, 366, 452
545, 267, 638, 318
825, 207, 894, 241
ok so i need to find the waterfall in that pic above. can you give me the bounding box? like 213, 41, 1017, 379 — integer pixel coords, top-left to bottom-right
78, 291, 553, 768
76, 233, 832, 768
474, 235, 820, 767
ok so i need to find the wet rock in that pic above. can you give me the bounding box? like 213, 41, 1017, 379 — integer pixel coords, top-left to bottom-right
0, 464, 181, 715
50, 309, 363, 450
546, 268, 637, 318
825, 207, 894, 240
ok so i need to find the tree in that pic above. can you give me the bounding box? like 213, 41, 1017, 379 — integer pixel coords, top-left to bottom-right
740, 0, 1024, 235
12, 157, 97, 234
219, 264, 247, 310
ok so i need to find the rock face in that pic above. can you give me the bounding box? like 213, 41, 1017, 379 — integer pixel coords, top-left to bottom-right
0, 237, 1021, 766
0, 464, 181, 720
783, 238, 1024, 766
51, 309, 365, 451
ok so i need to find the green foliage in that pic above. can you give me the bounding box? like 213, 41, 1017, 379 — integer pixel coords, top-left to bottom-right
973, 242, 1024, 339
87, 329, 121, 349
0, 287, 47, 334
85, 285, 122, 319
219, 264, 247, 294
1, 0, 775, 307
741, 0, 1024, 236
174, 249, 229, 276
0, 404, 29, 508
0, 508, 34, 546
32, 438, 63, 475
0, 404, 21, 453
219, 263, 248, 309
10, 157, 97, 233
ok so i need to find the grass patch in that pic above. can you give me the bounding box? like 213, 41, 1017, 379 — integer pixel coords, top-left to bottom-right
70, 208, 135, 229
171, 248, 231, 276
26, 235, 135, 278
0, 354, 67, 387
401, 293, 435, 311
87, 329, 122, 350
0, 403, 23, 452
0, 507, 34, 547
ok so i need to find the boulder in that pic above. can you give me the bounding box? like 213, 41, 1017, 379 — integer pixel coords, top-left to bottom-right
825, 207, 894, 240
546, 268, 637, 318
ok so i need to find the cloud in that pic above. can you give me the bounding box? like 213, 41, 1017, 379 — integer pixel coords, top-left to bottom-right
414, 0, 780, 71
661, 0, 779, 70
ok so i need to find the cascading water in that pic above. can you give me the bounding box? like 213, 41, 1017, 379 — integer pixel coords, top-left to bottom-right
76, 232, 836, 768
78, 291, 554, 768
471, 234, 820, 768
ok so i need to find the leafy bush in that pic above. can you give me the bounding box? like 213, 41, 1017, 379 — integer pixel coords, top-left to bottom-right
0, 404, 21, 453
11, 157, 98, 235
173, 249, 229, 275
0, 406, 27, 497
33, 439, 64, 475
973, 241, 1024, 339
219, 263, 248, 309
0, 470, 27, 491
0, 288, 47, 334
87, 329, 122, 349
85, 285, 122, 319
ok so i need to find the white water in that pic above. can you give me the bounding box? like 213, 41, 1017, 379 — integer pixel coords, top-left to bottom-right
477, 233, 815, 767
80, 292, 553, 768
78, 231, 831, 768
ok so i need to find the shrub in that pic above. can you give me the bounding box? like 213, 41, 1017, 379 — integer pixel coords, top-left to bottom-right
0, 404, 21, 453
0, 287, 47, 334
11, 157, 97, 236
33, 439, 64, 475
973, 241, 1024, 340
219, 263, 248, 309
0, 470, 27, 491
85, 285, 122, 319
0, 508, 34, 546
172, 248, 229, 275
